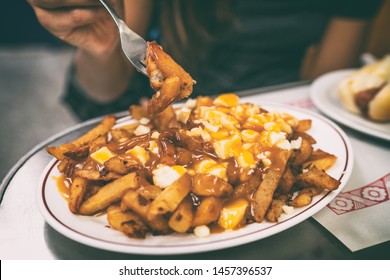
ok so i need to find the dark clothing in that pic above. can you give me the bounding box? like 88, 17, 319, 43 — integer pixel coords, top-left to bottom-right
64, 0, 383, 120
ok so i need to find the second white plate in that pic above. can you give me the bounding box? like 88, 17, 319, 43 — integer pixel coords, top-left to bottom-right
310, 69, 390, 141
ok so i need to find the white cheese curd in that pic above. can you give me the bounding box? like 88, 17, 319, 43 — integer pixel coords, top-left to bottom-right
194, 225, 210, 238
282, 205, 294, 215
139, 117, 150, 125
290, 137, 302, 150
134, 124, 151, 136
152, 165, 187, 188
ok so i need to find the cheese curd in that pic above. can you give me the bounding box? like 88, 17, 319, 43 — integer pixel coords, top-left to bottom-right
152, 165, 187, 188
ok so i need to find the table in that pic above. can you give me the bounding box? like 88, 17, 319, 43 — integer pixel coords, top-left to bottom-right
1, 73, 389, 259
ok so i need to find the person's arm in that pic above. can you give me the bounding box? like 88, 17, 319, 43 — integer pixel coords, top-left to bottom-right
76, 0, 153, 103
28, 0, 153, 103
301, 17, 371, 80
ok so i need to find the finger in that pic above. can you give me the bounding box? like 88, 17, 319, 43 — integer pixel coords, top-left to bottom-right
33, 6, 107, 34
28, 0, 100, 10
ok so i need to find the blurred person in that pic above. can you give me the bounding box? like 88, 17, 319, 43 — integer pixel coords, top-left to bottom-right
27, 0, 383, 120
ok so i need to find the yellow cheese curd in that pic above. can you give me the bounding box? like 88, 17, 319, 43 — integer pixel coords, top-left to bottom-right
183, 94, 299, 176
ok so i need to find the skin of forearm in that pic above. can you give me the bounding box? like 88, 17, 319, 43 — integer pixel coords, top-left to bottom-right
75, 46, 135, 103
301, 18, 370, 80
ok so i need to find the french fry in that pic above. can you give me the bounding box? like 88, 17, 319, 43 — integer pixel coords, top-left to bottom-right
289, 135, 313, 168
129, 105, 148, 120
104, 156, 140, 175
122, 187, 170, 234
79, 172, 139, 215
253, 150, 290, 222
265, 198, 286, 222
295, 119, 312, 132
107, 205, 148, 239
111, 128, 132, 142
122, 188, 159, 216
303, 149, 337, 170
47, 115, 116, 160
192, 173, 233, 197
168, 197, 193, 233
295, 167, 340, 191
290, 186, 323, 207
276, 167, 296, 195
192, 196, 224, 227
68, 176, 88, 214
74, 169, 121, 181
146, 41, 194, 98
232, 173, 262, 199
147, 173, 191, 220
63, 145, 89, 160
152, 105, 177, 130
89, 136, 107, 153
57, 158, 76, 177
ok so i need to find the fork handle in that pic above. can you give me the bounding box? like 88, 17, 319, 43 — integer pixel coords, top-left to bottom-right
99, 0, 122, 28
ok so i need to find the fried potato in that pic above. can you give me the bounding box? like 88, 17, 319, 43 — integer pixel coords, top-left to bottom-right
295, 119, 312, 132
232, 173, 262, 199
57, 158, 76, 177
290, 186, 323, 207
147, 173, 191, 220
146, 41, 194, 98
148, 77, 181, 116
122, 187, 170, 233
129, 105, 148, 120
192, 173, 233, 197
193, 196, 224, 227
104, 156, 140, 175
68, 176, 88, 214
168, 197, 193, 233
111, 128, 132, 142
265, 198, 286, 222
302, 149, 337, 170
253, 150, 290, 222
276, 167, 296, 195
89, 136, 107, 153
47, 115, 116, 160
295, 167, 340, 191
79, 172, 139, 215
152, 105, 177, 130
122, 185, 162, 218
289, 135, 313, 167
107, 205, 148, 239
63, 145, 89, 160
74, 169, 121, 181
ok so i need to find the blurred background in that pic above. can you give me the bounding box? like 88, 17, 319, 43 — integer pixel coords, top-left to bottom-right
1, 1, 390, 180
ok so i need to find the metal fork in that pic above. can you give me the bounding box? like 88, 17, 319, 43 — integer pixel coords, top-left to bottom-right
99, 0, 148, 76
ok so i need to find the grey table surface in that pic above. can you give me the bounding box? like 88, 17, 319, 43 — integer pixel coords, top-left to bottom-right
1, 46, 389, 259
0, 46, 77, 181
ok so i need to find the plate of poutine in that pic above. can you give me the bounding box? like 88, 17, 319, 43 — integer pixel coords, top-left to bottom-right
37, 94, 353, 255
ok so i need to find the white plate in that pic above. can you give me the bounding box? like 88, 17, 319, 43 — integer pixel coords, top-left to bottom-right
37, 103, 354, 255
310, 69, 390, 141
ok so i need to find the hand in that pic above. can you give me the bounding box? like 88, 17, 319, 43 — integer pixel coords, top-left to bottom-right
27, 0, 122, 56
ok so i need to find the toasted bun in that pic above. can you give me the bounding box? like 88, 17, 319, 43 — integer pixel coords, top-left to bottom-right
337, 56, 390, 121
368, 84, 390, 121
